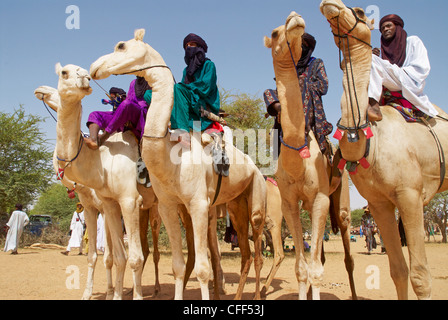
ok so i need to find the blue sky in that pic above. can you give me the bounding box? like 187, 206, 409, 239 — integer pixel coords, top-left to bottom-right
1, 0, 447, 209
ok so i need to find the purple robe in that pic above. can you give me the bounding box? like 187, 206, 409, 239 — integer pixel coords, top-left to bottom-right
87, 79, 148, 139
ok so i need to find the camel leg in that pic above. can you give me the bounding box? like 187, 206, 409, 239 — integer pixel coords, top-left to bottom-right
103, 204, 127, 300
103, 214, 114, 300
120, 198, 145, 300
208, 207, 225, 300
261, 214, 284, 297
179, 206, 195, 291
280, 190, 308, 300
308, 192, 329, 300
159, 201, 186, 300
139, 208, 150, 268
369, 201, 409, 300
149, 205, 162, 297
330, 172, 357, 300
81, 206, 98, 300
248, 177, 266, 300
228, 196, 252, 300
188, 200, 211, 300
395, 191, 432, 299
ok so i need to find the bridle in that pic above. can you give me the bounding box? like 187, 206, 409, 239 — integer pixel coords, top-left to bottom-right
113, 64, 177, 140
327, 7, 374, 144
278, 31, 310, 159
326, 7, 374, 174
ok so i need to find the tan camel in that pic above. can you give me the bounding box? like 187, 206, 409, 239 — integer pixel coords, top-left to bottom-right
264, 12, 331, 300
320, 0, 448, 299
34, 85, 163, 299
90, 29, 266, 300
49, 63, 163, 299
261, 169, 356, 299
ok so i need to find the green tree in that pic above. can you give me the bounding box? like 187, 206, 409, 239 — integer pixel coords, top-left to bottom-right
220, 88, 273, 131
31, 183, 80, 231
0, 107, 54, 214
220, 88, 275, 174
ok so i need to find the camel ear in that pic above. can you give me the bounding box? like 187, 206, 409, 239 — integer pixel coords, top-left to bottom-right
55, 62, 62, 76
367, 18, 375, 31
264, 36, 272, 49
134, 29, 146, 41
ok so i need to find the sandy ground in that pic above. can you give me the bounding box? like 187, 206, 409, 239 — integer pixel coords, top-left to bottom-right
0, 235, 447, 300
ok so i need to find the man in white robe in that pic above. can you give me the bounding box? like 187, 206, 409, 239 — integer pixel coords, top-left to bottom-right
4, 204, 29, 254
61, 203, 85, 256
368, 14, 438, 121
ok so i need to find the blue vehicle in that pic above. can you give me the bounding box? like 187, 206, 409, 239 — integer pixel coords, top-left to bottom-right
26, 215, 53, 236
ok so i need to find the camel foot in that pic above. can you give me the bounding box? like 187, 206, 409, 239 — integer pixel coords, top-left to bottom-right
367, 99, 383, 122
84, 137, 99, 150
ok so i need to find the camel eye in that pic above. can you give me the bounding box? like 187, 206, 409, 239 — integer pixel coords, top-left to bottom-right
117, 42, 125, 50
355, 9, 365, 18
271, 31, 279, 39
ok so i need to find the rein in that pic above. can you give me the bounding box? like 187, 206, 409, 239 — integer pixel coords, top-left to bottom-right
113, 64, 177, 83
280, 39, 310, 159
327, 7, 375, 174
114, 64, 177, 139
56, 134, 85, 181
328, 7, 372, 139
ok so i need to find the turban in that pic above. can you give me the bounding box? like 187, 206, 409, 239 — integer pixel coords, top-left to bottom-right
109, 87, 126, 96
183, 33, 208, 84
380, 14, 407, 67
296, 33, 316, 76
183, 33, 208, 53
380, 14, 404, 29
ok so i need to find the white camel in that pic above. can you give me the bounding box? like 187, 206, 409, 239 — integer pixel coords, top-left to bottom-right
35, 84, 225, 300
35, 86, 107, 299
34, 85, 164, 299
49, 64, 161, 299
90, 29, 267, 300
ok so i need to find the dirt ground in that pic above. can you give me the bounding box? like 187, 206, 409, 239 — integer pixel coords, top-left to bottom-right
1, 235, 447, 300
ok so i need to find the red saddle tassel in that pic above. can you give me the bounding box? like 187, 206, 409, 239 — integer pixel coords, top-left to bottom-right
337, 159, 347, 171
333, 128, 344, 141
363, 127, 374, 139
359, 157, 370, 169
57, 168, 65, 181
299, 146, 311, 159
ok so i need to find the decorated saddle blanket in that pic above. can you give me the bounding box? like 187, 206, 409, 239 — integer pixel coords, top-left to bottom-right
381, 88, 431, 122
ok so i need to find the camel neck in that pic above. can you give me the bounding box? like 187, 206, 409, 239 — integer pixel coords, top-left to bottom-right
142, 68, 175, 138
274, 63, 307, 149
56, 98, 84, 161
338, 42, 374, 162
339, 43, 372, 128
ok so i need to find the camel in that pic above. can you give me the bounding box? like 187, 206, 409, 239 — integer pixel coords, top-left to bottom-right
34, 85, 163, 299
90, 29, 266, 300
320, 0, 448, 299
264, 11, 358, 300
263, 12, 331, 300
35, 86, 107, 299
48, 64, 164, 299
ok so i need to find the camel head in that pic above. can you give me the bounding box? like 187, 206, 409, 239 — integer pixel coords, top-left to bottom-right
34, 86, 60, 112
90, 29, 162, 80
264, 11, 306, 68
55, 63, 92, 100
320, 0, 374, 50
